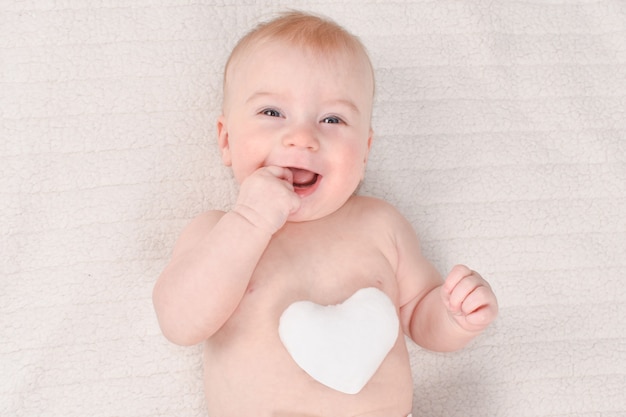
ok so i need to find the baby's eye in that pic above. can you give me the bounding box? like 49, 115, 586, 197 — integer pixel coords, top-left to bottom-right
261, 109, 281, 117
321, 116, 342, 124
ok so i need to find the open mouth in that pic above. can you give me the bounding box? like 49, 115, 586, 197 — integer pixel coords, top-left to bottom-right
288, 167, 321, 195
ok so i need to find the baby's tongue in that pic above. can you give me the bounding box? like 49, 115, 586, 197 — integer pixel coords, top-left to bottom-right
289, 168, 316, 186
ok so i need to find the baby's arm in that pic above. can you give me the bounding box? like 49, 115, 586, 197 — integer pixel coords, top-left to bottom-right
152, 166, 300, 346
403, 266, 497, 352
393, 213, 498, 352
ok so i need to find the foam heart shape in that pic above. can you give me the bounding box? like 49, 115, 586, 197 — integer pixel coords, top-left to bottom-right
278, 287, 399, 394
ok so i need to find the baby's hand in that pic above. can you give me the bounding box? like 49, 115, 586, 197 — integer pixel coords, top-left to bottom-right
233, 166, 301, 234
441, 265, 498, 333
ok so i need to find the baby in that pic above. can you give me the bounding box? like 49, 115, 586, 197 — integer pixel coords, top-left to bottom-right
153, 11, 498, 417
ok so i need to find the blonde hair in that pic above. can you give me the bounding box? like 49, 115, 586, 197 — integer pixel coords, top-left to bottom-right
223, 11, 374, 104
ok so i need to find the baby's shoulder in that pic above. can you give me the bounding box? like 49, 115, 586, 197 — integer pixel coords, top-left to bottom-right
350, 194, 403, 214
347, 195, 409, 226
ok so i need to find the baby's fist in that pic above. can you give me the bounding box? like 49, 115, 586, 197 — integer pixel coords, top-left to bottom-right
441, 265, 498, 333
234, 166, 301, 234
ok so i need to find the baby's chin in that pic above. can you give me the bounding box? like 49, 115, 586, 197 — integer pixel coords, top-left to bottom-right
286, 196, 352, 224
286, 205, 325, 224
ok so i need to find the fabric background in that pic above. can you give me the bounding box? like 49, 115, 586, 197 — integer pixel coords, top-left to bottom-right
2, 1, 625, 416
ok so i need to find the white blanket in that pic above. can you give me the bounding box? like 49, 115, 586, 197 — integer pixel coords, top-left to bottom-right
1, 1, 625, 416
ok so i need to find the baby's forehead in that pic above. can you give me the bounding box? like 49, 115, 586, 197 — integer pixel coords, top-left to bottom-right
234, 37, 365, 67
225, 38, 374, 92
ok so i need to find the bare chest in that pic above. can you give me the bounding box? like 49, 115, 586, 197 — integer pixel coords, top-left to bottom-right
248, 223, 399, 310
203, 220, 412, 415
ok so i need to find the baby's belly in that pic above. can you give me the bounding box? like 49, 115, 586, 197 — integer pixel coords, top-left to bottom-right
202, 287, 414, 417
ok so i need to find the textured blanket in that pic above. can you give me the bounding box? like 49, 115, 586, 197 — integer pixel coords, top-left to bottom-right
2, 1, 625, 416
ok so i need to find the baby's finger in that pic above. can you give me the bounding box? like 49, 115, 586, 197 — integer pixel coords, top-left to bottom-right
463, 293, 498, 328
288, 191, 302, 213
447, 275, 480, 313
263, 165, 294, 185
459, 285, 493, 316
443, 264, 473, 295
261, 166, 301, 214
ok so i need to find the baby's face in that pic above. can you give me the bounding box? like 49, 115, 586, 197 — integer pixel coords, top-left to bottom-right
218, 40, 374, 222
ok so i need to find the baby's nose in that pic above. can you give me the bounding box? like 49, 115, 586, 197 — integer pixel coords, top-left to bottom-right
282, 125, 319, 151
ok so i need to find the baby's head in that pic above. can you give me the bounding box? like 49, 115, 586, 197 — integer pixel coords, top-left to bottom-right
218, 11, 375, 221
222, 11, 375, 112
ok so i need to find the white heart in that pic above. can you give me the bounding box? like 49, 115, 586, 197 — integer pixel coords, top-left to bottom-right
278, 287, 399, 394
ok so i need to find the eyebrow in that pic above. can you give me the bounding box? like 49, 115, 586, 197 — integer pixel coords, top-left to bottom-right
245, 91, 279, 106
246, 91, 272, 101
245, 92, 361, 115
325, 99, 361, 115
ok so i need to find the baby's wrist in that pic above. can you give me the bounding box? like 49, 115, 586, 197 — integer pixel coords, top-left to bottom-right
231, 204, 279, 235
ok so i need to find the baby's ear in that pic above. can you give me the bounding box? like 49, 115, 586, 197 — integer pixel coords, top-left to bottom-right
361, 129, 373, 181
364, 128, 374, 164
216, 115, 232, 166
